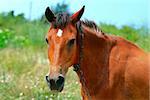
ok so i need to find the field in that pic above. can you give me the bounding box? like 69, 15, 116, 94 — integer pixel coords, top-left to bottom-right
0, 13, 149, 100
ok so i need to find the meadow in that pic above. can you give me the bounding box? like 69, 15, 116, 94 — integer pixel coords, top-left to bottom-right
0, 12, 149, 100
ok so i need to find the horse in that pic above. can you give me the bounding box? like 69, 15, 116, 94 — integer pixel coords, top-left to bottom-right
44, 6, 149, 100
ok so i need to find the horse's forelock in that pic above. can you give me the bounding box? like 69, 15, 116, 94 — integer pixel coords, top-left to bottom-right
53, 13, 70, 29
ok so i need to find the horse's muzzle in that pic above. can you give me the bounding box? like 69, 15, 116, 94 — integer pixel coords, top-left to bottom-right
45, 75, 64, 92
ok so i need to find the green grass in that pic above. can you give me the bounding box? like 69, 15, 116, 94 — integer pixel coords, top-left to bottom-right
0, 12, 149, 99
0, 47, 81, 100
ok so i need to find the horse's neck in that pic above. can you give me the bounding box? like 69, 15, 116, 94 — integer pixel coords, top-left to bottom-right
77, 28, 115, 94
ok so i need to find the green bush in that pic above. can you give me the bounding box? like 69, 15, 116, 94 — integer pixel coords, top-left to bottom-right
0, 28, 30, 48
0, 29, 13, 48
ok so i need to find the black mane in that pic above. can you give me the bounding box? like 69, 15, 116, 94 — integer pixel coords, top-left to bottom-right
52, 12, 100, 32
81, 20, 100, 32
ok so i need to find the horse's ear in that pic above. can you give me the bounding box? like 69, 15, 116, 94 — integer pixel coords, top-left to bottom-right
45, 7, 56, 22
71, 6, 85, 24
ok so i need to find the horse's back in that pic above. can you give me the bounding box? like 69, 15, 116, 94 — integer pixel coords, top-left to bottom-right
109, 36, 149, 100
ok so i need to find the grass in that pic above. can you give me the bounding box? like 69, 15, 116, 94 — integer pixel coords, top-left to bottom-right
0, 12, 149, 99
0, 47, 81, 100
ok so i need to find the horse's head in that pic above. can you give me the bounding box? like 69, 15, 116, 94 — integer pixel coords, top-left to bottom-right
45, 6, 85, 92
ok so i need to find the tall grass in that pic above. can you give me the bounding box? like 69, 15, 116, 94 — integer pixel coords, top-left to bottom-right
0, 48, 81, 100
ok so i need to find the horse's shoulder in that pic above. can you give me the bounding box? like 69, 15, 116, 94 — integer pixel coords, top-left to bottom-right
111, 35, 142, 52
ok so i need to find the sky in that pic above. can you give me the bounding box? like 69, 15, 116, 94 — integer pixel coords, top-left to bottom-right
0, 0, 149, 27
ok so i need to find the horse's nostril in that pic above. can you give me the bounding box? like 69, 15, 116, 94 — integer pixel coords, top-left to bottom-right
56, 76, 65, 87
46, 75, 50, 82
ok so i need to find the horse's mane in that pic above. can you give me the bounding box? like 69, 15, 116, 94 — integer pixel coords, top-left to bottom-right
52, 13, 101, 33
81, 20, 100, 32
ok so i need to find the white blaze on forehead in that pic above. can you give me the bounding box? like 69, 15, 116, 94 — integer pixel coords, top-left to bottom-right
57, 29, 63, 37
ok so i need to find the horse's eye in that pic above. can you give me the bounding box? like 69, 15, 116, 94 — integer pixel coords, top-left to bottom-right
46, 38, 48, 44
67, 39, 75, 47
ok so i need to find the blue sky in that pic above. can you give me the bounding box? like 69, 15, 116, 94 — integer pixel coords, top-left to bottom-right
0, 0, 149, 27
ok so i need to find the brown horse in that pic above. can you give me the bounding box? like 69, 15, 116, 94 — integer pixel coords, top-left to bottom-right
45, 6, 149, 100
